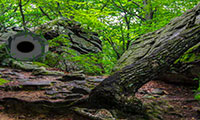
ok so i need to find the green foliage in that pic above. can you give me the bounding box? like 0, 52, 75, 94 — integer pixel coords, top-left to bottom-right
194, 78, 200, 100
70, 53, 103, 75
43, 34, 116, 74
0, 44, 9, 63
0, 78, 9, 85
48, 34, 71, 48
44, 52, 61, 67
195, 94, 200, 100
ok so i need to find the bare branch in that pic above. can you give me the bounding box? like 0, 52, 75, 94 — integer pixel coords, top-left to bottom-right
56, 2, 63, 17
130, 0, 144, 10
39, 6, 52, 20
19, 0, 27, 30
106, 36, 121, 59
112, 0, 146, 21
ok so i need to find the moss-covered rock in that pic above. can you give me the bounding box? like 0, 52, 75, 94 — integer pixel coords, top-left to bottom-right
1, 58, 41, 71
32, 67, 64, 76
32, 62, 49, 68
34, 18, 103, 74
0, 19, 103, 74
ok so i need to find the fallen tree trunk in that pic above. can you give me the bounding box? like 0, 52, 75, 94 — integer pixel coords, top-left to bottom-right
89, 3, 200, 115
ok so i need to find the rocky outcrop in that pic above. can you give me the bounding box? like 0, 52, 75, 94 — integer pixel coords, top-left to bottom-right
0, 19, 102, 73
33, 18, 102, 54
33, 18, 102, 72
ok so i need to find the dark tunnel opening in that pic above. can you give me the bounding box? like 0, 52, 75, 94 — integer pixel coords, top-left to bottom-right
17, 41, 35, 53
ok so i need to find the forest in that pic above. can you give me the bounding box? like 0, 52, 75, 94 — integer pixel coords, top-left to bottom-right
0, 0, 200, 120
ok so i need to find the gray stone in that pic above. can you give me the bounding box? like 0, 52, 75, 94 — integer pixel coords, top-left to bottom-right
61, 73, 85, 81
151, 88, 165, 95
11, 69, 22, 72
142, 95, 156, 99
71, 86, 91, 95
5, 72, 23, 76
73, 108, 114, 120
58, 88, 72, 94
88, 78, 104, 82
74, 80, 87, 85
16, 78, 30, 82
20, 81, 52, 90
45, 90, 59, 95
32, 67, 64, 76
65, 93, 83, 99
1, 58, 40, 71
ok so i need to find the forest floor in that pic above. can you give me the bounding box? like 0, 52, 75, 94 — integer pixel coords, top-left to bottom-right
0, 67, 199, 120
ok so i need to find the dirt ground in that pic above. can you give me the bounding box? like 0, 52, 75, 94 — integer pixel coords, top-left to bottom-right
0, 67, 199, 120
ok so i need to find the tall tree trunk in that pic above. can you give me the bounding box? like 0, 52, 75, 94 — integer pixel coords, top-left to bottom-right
143, 0, 153, 20
89, 3, 200, 115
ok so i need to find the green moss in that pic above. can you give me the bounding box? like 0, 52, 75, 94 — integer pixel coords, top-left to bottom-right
0, 78, 9, 85
174, 43, 200, 64
32, 62, 49, 68
44, 52, 60, 67
195, 93, 200, 100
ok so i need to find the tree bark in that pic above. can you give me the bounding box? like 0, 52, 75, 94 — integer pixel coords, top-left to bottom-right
89, 3, 200, 115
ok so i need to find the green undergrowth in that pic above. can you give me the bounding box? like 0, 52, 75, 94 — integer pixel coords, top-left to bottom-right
194, 77, 200, 100
43, 35, 115, 75
0, 44, 9, 63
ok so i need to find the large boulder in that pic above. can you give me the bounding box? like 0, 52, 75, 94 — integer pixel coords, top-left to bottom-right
33, 18, 102, 73
33, 18, 102, 54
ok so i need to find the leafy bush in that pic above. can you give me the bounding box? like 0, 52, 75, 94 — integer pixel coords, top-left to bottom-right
0, 44, 9, 63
